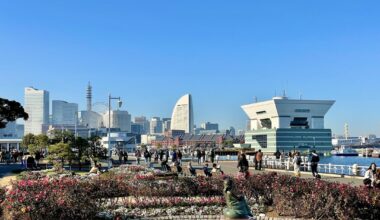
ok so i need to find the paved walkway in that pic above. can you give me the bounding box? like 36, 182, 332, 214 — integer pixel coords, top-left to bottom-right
217, 161, 364, 186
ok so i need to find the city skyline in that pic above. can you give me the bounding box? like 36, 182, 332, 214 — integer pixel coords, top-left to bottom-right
1, 1, 380, 135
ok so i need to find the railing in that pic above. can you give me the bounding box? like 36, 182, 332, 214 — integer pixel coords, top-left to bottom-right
253, 157, 368, 177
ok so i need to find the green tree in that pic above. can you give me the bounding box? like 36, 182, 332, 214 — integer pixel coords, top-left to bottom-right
0, 98, 29, 128
73, 137, 90, 170
22, 133, 36, 151
88, 136, 106, 166
49, 129, 75, 145
48, 142, 74, 170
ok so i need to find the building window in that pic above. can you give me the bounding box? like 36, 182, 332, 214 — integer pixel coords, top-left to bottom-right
295, 109, 310, 113
256, 111, 266, 115
260, 118, 272, 129
252, 135, 268, 148
290, 117, 309, 128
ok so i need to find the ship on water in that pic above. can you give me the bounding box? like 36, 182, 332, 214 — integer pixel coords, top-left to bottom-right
331, 145, 359, 156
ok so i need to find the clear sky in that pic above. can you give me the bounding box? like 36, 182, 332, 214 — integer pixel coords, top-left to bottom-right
1, 0, 380, 135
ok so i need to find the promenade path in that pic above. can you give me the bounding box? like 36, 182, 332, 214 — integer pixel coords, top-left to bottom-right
127, 156, 364, 186
216, 161, 364, 186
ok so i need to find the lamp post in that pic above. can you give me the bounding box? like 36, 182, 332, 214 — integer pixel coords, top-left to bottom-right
108, 94, 122, 169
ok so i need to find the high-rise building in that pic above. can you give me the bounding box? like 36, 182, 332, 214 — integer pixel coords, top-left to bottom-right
162, 118, 171, 132
52, 100, 78, 125
131, 123, 143, 134
200, 122, 219, 131
24, 87, 49, 135
242, 96, 335, 153
103, 110, 131, 132
170, 94, 194, 134
134, 116, 150, 134
150, 117, 163, 134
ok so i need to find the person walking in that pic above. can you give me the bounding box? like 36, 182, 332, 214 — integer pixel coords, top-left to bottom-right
177, 150, 183, 165
197, 149, 202, 164
237, 153, 249, 178
159, 150, 164, 162
293, 152, 302, 177
144, 149, 150, 165
123, 151, 128, 164
201, 149, 206, 163
135, 150, 141, 165
255, 150, 263, 170
210, 148, 215, 163
310, 150, 320, 178
172, 150, 177, 164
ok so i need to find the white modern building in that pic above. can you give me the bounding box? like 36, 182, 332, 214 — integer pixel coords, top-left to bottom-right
242, 96, 335, 153
24, 87, 49, 135
80, 111, 103, 128
141, 134, 163, 145
0, 138, 22, 151
103, 110, 131, 132
52, 100, 78, 125
101, 132, 136, 153
170, 94, 194, 134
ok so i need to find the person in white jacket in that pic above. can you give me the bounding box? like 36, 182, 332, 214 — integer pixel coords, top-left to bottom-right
364, 167, 375, 187
293, 152, 301, 177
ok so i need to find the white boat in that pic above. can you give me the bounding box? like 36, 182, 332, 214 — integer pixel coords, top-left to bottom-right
331, 146, 358, 156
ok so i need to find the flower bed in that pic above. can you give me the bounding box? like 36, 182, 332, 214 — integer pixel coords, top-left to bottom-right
1, 165, 379, 220
123, 196, 225, 208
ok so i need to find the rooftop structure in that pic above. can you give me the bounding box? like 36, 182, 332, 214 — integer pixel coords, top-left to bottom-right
242, 96, 335, 153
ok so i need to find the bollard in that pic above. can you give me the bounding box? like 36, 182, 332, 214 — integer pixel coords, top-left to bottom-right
352, 164, 358, 176
328, 163, 332, 173
286, 158, 290, 170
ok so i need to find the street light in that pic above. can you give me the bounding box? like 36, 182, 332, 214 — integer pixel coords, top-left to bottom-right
108, 94, 122, 169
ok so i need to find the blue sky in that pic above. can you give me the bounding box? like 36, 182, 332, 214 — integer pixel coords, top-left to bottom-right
0, 0, 380, 135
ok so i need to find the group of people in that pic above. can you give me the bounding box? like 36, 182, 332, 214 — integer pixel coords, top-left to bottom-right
187, 162, 224, 177
237, 150, 264, 178
117, 150, 129, 164
0, 150, 24, 164
364, 163, 380, 188
192, 148, 216, 164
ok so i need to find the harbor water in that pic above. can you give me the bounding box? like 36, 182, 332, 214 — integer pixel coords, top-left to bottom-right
320, 156, 380, 167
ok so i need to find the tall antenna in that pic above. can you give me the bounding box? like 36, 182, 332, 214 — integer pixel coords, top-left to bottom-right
254, 96, 258, 103
283, 89, 287, 97
344, 123, 349, 140
86, 82, 92, 112
299, 91, 303, 100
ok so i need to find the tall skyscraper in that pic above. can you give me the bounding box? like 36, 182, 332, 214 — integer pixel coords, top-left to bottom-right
134, 116, 150, 134
150, 117, 163, 134
52, 100, 78, 125
170, 94, 194, 134
24, 87, 49, 135
103, 110, 131, 132
162, 118, 171, 132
